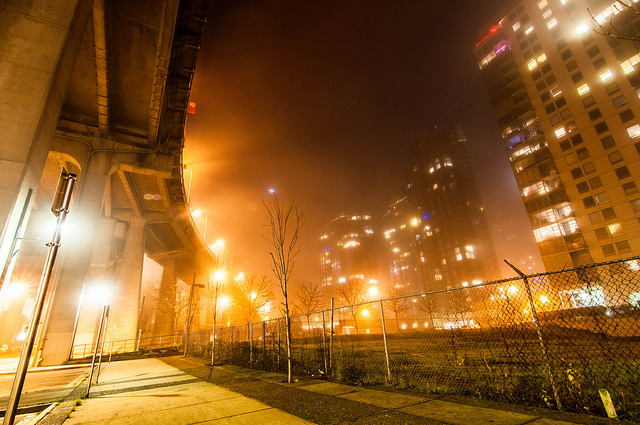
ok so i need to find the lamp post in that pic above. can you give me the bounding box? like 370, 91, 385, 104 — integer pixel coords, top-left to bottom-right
183, 274, 204, 357
191, 209, 208, 243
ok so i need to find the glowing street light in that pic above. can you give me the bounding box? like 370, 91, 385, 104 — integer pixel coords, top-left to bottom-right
234, 273, 244, 282
191, 209, 208, 243
368, 286, 378, 298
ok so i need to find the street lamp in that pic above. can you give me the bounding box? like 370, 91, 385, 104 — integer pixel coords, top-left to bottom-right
191, 209, 208, 243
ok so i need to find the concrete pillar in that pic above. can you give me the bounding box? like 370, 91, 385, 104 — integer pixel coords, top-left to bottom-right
109, 217, 146, 343
0, 0, 92, 290
154, 259, 176, 335
39, 152, 112, 365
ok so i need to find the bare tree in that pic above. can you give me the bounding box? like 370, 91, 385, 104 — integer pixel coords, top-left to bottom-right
295, 281, 323, 332
263, 191, 304, 383
232, 274, 274, 324
589, 1, 640, 41
335, 277, 367, 333
386, 286, 410, 331
417, 293, 441, 329
204, 251, 238, 364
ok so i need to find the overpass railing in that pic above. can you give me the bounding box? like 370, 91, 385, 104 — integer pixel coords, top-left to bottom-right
70, 333, 183, 359
186, 257, 640, 420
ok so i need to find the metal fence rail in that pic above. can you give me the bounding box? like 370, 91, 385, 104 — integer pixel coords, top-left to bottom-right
70, 333, 183, 359
188, 257, 640, 420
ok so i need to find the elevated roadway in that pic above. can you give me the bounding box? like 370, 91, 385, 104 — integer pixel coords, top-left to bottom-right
0, 0, 214, 365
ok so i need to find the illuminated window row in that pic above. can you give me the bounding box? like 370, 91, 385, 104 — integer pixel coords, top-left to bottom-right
478, 41, 509, 69
533, 219, 578, 242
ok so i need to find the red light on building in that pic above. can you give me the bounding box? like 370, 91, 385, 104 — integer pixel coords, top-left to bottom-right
187, 101, 196, 115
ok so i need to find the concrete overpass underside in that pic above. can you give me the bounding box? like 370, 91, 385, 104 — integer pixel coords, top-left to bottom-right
0, 0, 215, 365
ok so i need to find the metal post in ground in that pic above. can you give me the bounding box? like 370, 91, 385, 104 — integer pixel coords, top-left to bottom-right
330, 298, 334, 374
231, 326, 234, 360
249, 323, 253, 367
379, 300, 392, 381
322, 310, 327, 375
262, 321, 267, 365
3, 172, 76, 425
276, 318, 281, 369
95, 306, 110, 384
505, 260, 563, 411
136, 329, 141, 352
86, 304, 108, 398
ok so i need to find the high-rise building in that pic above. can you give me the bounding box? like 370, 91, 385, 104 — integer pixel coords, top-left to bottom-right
475, 0, 640, 270
382, 197, 425, 294
402, 126, 500, 292
320, 215, 380, 301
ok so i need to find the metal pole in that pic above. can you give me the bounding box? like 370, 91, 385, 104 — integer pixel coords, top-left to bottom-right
3, 173, 75, 425
249, 323, 253, 367
135, 329, 141, 351
183, 273, 197, 357
330, 298, 334, 374
262, 321, 266, 365
379, 301, 392, 381
276, 319, 280, 369
86, 305, 107, 398
95, 306, 110, 384
231, 326, 234, 360
322, 310, 327, 375
505, 260, 562, 411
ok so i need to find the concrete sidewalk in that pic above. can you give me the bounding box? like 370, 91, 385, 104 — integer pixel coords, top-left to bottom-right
62, 359, 313, 424
55, 357, 617, 425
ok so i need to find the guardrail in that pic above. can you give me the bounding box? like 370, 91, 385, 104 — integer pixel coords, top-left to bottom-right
70, 333, 183, 359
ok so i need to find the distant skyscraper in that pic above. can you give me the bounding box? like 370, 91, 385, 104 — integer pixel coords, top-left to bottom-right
475, 0, 640, 270
320, 215, 380, 300
382, 197, 425, 294
396, 126, 500, 292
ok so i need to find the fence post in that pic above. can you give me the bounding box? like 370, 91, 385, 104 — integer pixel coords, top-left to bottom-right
262, 321, 267, 366
322, 310, 328, 375
330, 298, 334, 374
249, 323, 253, 367
136, 329, 141, 352
379, 301, 392, 381
505, 260, 562, 411
277, 318, 281, 370
231, 326, 235, 361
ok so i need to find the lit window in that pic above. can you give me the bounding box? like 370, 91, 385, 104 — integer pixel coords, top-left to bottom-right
433, 183, 438, 190
461, 281, 468, 287
627, 124, 640, 138
621, 60, 635, 74
576, 22, 588, 35
547, 18, 557, 29
435, 163, 441, 169
512, 22, 521, 32
538, 0, 548, 9
534, 223, 566, 241
599, 69, 614, 82
577, 83, 590, 96
561, 0, 569, 4
543, 9, 552, 19
429, 166, 434, 173
608, 223, 623, 237
550, 86, 562, 97
472, 280, 483, 285
527, 59, 538, 70
435, 274, 442, 281
537, 53, 547, 63
525, 26, 534, 35
555, 127, 567, 138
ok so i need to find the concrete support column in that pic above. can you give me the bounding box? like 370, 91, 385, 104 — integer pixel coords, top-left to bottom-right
154, 259, 176, 335
109, 217, 146, 343
0, 0, 92, 289
39, 152, 112, 366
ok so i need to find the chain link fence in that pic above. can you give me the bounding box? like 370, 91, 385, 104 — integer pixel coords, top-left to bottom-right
186, 257, 640, 420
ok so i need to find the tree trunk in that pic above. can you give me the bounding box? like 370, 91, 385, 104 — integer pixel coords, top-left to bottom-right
284, 298, 293, 383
